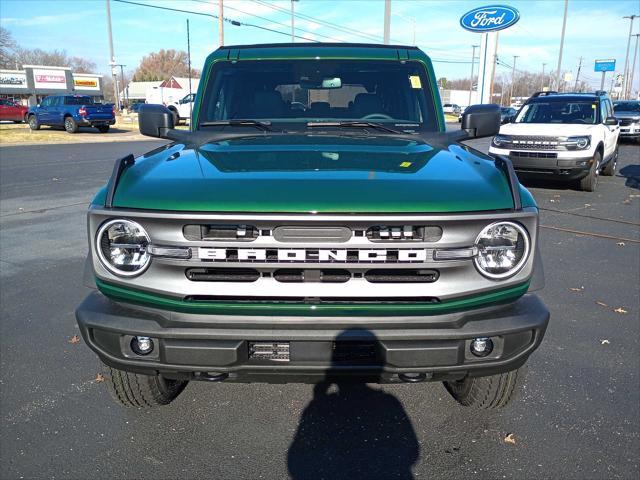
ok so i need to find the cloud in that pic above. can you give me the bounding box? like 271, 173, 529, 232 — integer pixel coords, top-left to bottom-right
2, 10, 99, 27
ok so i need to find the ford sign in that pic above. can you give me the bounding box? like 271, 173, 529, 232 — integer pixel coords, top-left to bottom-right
460, 5, 520, 32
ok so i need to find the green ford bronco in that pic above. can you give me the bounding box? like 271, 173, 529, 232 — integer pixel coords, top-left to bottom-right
76, 43, 549, 409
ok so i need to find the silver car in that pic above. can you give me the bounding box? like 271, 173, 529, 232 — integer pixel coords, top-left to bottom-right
613, 100, 640, 142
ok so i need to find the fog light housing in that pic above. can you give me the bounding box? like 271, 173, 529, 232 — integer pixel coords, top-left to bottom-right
131, 336, 154, 355
470, 337, 493, 357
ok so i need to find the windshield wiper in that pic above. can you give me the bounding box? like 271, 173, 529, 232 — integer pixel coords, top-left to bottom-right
199, 120, 272, 131
306, 121, 403, 135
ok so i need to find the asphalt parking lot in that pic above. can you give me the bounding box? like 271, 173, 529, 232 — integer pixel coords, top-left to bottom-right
0, 137, 638, 479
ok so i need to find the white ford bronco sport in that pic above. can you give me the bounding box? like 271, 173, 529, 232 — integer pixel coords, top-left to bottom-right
489, 91, 620, 191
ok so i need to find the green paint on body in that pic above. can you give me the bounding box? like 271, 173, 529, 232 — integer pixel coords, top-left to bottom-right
106, 135, 520, 213
96, 278, 531, 317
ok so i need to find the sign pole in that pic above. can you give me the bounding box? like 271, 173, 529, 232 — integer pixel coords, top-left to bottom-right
600, 71, 606, 91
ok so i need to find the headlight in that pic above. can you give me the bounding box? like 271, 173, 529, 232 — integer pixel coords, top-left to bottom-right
491, 134, 510, 148
474, 221, 530, 279
96, 219, 151, 277
561, 135, 591, 150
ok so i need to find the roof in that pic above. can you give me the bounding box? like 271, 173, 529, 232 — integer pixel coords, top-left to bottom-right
122, 80, 162, 98
527, 92, 607, 103
220, 42, 420, 50
211, 42, 428, 62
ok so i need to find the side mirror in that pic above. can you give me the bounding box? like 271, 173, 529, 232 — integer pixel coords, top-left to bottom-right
138, 104, 175, 138
461, 104, 501, 138
604, 116, 618, 126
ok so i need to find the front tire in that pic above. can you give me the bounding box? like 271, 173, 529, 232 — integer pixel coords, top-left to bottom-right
601, 146, 617, 176
28, 115, 40, 130
102, 364, 188, 408
579, 150, 601, 192
443, 367, 526, 409
64, 116, 79, 133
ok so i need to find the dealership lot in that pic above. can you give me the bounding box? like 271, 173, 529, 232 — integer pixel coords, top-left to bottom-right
0, 139, 638, 479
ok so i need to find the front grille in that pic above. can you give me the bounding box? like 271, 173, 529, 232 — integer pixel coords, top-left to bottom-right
184, 295, 441, 304
618, 119, 634, 126
366, 225, 443, 242
504, 136, 559, 150
185, 268, 260, 282
183, 224, 259, 241
273, 269, 351, 283
510, 151, 558, 159
273, 226, 351, 243
365, 269, 439, 283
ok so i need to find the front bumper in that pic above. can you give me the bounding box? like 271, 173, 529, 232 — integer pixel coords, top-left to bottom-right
489, 147, 593, 181
76, 291, 549, 384
619, 125, 640, 138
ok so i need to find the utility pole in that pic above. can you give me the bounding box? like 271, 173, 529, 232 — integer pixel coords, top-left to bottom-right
383, 0, 391, 45
187, 19, 193, 122
489, 32, 499, 102
574, 56, 583, 91
115, 64, 127, 108
509, 55, 519, 107
290, 0, 299, 43
468, 45, 479, 107
541, 63, 547, 91
218, 0, 224, 46
622, 15, 637, 100
629, 34, 640, 99
555, 0, 569, 91
105, 0, 120, 111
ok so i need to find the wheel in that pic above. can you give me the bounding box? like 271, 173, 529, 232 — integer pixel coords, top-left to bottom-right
102, 364, 188, 408
578, 150, 601, 192
64, 116, 78, 133
443, 367, 525, 409
28, 115, 40, 130
601, 146, 617, 176
97, 125, 110, 133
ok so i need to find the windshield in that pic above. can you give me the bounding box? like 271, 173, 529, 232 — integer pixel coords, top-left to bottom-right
614, 101, 640, 112
65, 96, 93, 105
199, 60, 438, 131
515, 100, 598, 124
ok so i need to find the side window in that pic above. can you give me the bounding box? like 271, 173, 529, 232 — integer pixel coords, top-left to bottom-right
600, 100, 607, 123
605, 100, 613, 119
40, 97, 51, 107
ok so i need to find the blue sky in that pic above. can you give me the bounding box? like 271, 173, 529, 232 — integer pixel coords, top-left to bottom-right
2, 0, 639, 91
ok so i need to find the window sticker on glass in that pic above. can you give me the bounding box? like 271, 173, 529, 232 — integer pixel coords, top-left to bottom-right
409, 75, 422, 89
399, 161, 413, 168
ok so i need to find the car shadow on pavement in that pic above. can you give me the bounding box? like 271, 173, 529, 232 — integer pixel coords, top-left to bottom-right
618, 164, 640, 190
287, 329, 419, 480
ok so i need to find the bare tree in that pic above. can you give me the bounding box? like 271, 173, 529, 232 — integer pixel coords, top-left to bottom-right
0, 27, 17, 69
132, 49, 200, 81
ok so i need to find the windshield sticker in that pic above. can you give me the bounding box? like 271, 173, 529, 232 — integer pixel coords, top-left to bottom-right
409, 75, 422, 89
399, 161, 413, 168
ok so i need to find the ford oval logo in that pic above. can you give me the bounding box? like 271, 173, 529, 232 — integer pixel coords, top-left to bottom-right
460, 5, 520, 32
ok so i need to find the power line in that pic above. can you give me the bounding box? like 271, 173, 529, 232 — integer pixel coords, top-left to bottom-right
112, 0, 320, 42
189, 0, 343, 42
251, 0, 402, 43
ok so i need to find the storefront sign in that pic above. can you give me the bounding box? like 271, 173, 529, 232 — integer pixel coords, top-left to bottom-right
0, 72, 28, 88
33, 68, 67, 89
73, 76, 100, 90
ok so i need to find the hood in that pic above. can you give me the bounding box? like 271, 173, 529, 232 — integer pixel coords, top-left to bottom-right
498, 123, 600, 136
109, 134, 518, 213
614, 112, 640, 120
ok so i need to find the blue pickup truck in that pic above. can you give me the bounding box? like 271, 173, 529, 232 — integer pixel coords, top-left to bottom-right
27, 95, 115, 133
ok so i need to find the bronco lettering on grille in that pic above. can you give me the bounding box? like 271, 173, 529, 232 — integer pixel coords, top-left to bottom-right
198, 248, 428, 263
